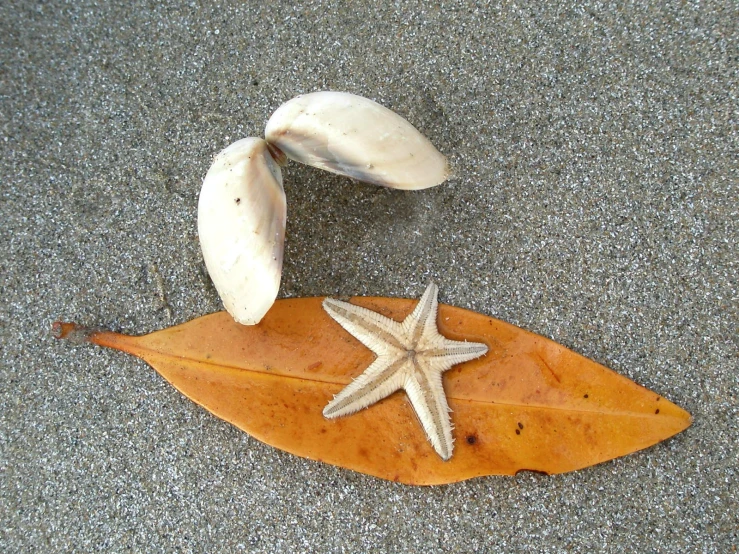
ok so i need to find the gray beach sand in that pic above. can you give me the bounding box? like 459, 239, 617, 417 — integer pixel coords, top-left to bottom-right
1, 1, 736, 552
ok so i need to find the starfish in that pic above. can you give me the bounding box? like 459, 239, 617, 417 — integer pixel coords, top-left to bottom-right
322, 283, 488, 460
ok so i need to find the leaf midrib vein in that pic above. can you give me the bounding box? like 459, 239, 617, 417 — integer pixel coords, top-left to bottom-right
135, 346, 674, 420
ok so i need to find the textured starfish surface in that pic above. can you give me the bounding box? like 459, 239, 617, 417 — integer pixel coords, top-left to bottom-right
322, 283, 488, 460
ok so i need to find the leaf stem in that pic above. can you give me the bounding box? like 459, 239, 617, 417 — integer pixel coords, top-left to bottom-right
51, 322, 96, 343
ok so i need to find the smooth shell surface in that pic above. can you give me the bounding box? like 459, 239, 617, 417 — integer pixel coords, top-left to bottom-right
265, 91, 449, 190
198, 138, 286, 325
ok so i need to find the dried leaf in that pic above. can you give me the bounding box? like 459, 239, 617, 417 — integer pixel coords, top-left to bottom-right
53, 296, 691, 485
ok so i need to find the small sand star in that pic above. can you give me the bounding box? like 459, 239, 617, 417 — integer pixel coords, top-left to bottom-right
322, 283, 488, 460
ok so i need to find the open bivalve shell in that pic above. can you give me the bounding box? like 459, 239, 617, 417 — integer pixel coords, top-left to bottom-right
200, 92, 449, 325
197, 138, 286, 325
265, 91, 449, 190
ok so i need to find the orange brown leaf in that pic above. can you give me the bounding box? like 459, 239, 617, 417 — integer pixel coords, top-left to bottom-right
53, 296, 691, 485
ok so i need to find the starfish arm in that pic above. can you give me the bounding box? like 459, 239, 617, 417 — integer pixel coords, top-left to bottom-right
323, 298, 406, 355
323, 357, 408, 418
427, 338, 488, 372
402, 282, 440, 348
405, 361, 455, 461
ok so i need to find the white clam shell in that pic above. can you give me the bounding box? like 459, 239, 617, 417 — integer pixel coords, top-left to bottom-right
198, 138, 286, 325
265, 91, 449, 190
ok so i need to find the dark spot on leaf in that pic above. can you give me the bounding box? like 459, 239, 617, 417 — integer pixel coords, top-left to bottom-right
466, 435, 477, 445
515, 469, 549, 477
655, 409, 660, 414
518, 422, 524, 430
515, 429, 521, 435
